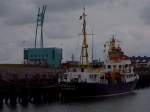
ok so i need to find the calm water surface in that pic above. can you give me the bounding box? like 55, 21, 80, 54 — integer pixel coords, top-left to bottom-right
1, 88, 150, 112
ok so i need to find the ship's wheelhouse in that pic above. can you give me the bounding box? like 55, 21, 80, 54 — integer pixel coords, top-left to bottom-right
105, 61, 133, 74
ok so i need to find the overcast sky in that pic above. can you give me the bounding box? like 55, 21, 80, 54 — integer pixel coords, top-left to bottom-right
0, 0, 150, 63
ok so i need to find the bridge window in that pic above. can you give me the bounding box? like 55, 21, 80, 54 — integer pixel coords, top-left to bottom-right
81, 68, 84, 72
125, 64, 128, 68
113, 65, 116, 68
119, 65, 122, 69
107, 65, 111, 69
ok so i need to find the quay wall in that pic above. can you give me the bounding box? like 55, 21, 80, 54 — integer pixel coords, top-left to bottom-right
134, 67, 150, 88
0, 64, 64, 105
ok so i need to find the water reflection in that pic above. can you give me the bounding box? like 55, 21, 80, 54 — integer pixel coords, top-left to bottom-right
1, 89, 150, 112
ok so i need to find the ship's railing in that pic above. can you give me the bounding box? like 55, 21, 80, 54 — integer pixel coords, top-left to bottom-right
121, 74, 138, 83
98, 79, 108, 84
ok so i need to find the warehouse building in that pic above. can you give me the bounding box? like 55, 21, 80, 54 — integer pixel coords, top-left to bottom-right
24, 48, 62, 68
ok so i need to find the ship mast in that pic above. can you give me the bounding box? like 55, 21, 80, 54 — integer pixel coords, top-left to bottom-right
80, 8, 89, 65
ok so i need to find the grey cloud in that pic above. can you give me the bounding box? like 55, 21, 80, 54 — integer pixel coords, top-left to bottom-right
33, 0, 104, 12
0, 0, 103, 26
140, 3, 150, 25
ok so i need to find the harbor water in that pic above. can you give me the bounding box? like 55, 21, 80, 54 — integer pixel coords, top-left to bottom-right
1, 88, 150, 112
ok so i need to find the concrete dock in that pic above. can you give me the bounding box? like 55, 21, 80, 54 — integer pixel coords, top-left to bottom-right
0, 64, 64, 105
